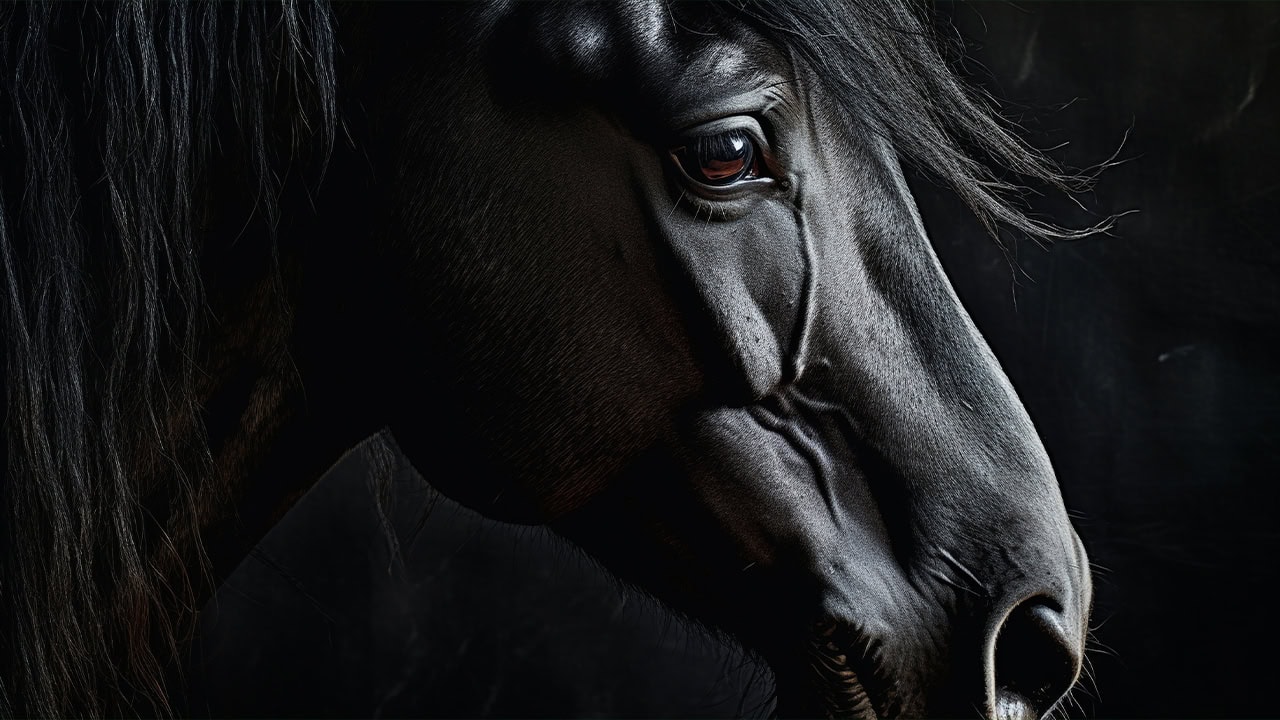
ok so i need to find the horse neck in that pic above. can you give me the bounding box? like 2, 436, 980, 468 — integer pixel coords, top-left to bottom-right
178, 259, 377, 586
174, 133, 391, 581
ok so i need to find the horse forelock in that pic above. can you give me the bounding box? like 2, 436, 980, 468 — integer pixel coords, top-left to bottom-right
0, 2, 335, 716
699, 0, 1109, 244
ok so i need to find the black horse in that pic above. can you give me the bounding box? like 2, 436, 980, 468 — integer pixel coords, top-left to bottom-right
0, 1, 1098, 717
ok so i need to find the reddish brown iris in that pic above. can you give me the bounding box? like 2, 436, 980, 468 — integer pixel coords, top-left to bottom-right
673, 129, 760, 187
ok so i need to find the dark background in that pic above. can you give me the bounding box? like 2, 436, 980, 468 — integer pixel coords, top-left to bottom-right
182, 3, 1280, 717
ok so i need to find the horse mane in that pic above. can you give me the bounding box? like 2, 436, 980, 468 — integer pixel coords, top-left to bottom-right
0, 1, 1091, 717
0, 2, 335, 715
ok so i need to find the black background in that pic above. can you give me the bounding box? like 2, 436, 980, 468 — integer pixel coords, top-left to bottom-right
183, 3, 1280, 717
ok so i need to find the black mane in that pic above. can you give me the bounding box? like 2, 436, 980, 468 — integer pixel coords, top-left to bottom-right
0, 1, 1091, 716
0, 2, 334, 715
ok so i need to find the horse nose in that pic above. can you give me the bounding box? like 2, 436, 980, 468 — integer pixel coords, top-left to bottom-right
988, 596, 1083, 719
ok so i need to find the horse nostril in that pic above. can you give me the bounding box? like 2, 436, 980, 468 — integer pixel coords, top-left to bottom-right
992, 599, 1082, 718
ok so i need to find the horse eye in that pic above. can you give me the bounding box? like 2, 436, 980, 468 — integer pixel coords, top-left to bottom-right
672, 129, 763, 187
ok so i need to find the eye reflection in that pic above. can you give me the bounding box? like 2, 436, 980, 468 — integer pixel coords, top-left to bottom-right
672, 129, 763, 187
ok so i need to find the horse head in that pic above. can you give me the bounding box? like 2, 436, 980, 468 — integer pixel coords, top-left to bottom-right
312, 2, 1093, 717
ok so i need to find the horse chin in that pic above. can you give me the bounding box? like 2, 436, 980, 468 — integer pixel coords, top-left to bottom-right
767, 621, 893, 720
807, 629, 881, 719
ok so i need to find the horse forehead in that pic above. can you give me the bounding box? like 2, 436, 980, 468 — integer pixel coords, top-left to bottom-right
526, 1, 778, 93
613, 0, 667, 52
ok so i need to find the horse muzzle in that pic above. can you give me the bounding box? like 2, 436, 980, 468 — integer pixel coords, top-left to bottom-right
676, 392, 1092, 719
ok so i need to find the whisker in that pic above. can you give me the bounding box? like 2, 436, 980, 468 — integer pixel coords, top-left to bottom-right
926, 566, 982, 598
937, 547, 991, 598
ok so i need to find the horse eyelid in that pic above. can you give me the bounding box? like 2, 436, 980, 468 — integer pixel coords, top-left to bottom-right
673, 115, 772, 152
